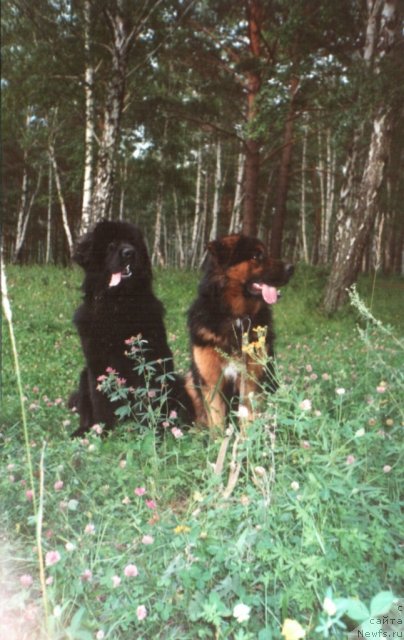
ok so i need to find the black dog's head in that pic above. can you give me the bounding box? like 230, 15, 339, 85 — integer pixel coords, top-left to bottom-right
206, 234, 294, 306
74, 220, 152, 295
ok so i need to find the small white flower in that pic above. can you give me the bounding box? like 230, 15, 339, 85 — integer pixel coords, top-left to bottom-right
323, 596, 337, 616
237, 405, 249, 419
299, 399, 312, 411
84, 523, 95, 535
233, 603, 251, 623
111, 575, 121, 588
254, 466, 266, 477
65, 542, 76, 552
53, 605, 62, 619
335, 387, 346, 396
355, 427, 365, 438
290, 481, 300, 491
136, 605, 147, 621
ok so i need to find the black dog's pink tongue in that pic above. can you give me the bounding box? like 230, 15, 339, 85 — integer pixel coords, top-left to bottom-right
109, 272, 122, 287
262, 284, 278, 304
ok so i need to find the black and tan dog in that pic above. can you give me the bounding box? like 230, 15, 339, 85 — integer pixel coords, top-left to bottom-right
186, 234, 293, 429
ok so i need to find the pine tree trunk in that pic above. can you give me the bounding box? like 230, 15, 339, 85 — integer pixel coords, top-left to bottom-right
242, 0, 262, 237
270, 75, 299, 258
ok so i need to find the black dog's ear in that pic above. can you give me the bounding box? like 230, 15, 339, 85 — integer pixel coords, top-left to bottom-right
73, 232, 93, 268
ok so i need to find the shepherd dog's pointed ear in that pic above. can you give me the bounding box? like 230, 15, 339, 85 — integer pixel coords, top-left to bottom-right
207, 239, 220, 258
206, 235, 239, 266
73, 232, 93, 268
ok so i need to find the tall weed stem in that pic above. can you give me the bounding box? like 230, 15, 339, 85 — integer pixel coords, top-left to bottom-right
1, 259, 50, 634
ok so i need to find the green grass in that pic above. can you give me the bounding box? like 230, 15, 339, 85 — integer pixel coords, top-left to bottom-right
1, 264, 403, 640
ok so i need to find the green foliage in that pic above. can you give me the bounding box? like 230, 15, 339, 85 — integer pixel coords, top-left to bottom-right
1, 265, 403, 639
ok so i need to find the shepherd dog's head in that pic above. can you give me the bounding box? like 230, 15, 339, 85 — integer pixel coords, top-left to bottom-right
74, 220, 152, 295
204, 234, 293, 314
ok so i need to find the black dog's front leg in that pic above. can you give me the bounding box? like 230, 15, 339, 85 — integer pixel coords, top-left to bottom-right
69, 368, 95, 437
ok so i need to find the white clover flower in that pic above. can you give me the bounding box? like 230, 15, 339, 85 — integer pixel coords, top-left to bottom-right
233, 603, 251, 623
323, 596, 337, 616
237, 405, 249, 419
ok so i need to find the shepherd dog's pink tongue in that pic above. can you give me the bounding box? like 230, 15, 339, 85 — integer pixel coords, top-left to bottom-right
109, 272, 122, 287
262, 285, 278, 304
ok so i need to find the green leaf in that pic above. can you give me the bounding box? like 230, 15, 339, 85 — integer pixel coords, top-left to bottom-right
68, 606, 86, 631
359, 618, 382, 637
345, 599, 370, 622
370, 591, 395, 615
258, 628, 273, 640
73, 632, 93, 640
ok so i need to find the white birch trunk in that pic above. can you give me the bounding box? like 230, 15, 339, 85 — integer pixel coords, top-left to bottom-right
173, 189, 185, 268
151, 184, 165, 267
190, 144, 202, 267
91, 5, 135, 223
14, 154, 29, 262
208, 139, 222, 241
80, 0, 95, 235
228, 150, 244, 233
300, 125, 309, 263
324, 0, 398, 313
46, 154, 53, 263
49, 142, 74, 258
14, 163, 42, 262
118, 157, 128, 221
197, 169, 209, 267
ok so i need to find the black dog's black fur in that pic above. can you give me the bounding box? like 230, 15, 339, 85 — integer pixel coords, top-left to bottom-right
69, 219, 194, 436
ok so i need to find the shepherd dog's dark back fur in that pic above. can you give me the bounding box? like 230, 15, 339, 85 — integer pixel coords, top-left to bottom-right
69, 219, 193, 436
186, 234, 293, 429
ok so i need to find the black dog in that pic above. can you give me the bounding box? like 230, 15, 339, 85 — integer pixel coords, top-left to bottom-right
69, 219, 193, 436
186, 234, 293, 429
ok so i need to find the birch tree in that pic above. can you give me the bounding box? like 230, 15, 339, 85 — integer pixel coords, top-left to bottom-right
90, 2, 135, 227
208, 138, 222, 241
323, 0, 400, 313
80, 0, 95, 235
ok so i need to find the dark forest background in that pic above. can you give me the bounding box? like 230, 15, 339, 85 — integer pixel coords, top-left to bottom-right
2, 0, 404, 312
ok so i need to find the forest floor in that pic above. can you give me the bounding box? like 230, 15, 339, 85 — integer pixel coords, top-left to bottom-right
1, 264, 403, 640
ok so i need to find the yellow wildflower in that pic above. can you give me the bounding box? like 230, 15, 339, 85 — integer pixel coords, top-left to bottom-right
281, 618, 306, 640
174, 525, 191, 534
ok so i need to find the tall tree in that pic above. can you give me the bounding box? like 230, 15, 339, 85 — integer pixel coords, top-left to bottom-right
89, 1, 136, 228
242, 0, 263, 236
80, 0, 96, 235
323, 0, 401, 313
